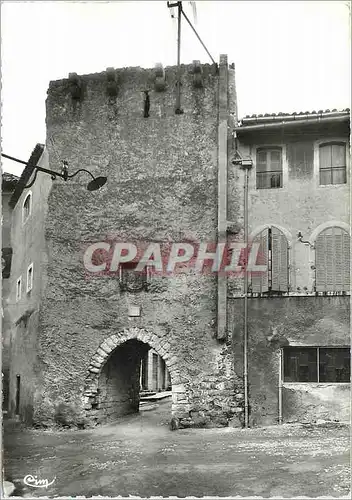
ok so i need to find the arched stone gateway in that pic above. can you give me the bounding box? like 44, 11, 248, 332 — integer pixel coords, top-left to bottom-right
83, 327, 184, 425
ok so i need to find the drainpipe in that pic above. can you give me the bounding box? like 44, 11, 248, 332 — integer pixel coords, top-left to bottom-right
278, 348, 283, 424
217, 54, 229, 340
175, 1, 183, 114
234, 155, 252, 428
243, 164, 250, 428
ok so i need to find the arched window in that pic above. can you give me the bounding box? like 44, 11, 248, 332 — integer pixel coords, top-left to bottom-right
315, 226, 350, 292
319, 142, 346, 185
250, 226, 289, 293
22, 192, 32, 223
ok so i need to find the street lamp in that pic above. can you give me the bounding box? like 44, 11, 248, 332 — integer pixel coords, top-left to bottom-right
1, 153, 107, 192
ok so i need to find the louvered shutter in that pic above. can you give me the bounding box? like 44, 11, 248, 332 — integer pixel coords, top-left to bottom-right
342, 230, 350, 291
315, 230, 328, 291
325, 230, 334, 291
334, 229, 343, 289
250, 228, 269, 293
316, 227, 350, 292
271, 227, 289, 292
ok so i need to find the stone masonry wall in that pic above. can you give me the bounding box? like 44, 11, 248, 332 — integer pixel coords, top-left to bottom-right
38, 59, 244, 428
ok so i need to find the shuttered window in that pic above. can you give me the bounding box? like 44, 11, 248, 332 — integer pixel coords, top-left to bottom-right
319, 143, 346, 185
256, 148, 283, 189
250, 226, 289, 293
2, 247, 13, 279
315, 227, 350, 292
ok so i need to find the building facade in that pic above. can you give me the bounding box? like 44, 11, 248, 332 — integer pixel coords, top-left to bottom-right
230, 111, 350, 425
4, 56, 350, 428
2, 172, 19, 409
6, 145, 52, 421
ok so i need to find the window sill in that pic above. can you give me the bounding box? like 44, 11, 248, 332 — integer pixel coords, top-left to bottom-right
229, 292, 351, 299
283, 382, 350, 386
317, 183, 348, 188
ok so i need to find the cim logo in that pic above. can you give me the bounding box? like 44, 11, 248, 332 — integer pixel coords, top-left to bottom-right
82, 240, 267, 277
24, 475, 56, 488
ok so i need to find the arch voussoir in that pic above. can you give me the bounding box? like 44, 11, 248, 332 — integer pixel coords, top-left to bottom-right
84, 327, 180, 400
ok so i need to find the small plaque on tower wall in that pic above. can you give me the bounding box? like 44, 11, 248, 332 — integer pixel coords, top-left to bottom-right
128, 305, 141, 317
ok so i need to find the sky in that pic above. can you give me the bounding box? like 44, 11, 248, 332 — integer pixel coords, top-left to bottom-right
1, 0, 351, 176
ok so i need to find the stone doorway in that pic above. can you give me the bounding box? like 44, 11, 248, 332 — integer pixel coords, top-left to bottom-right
84, 329, 178, 426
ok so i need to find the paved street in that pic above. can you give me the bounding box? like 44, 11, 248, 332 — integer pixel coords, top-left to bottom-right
3, 399, 350, 498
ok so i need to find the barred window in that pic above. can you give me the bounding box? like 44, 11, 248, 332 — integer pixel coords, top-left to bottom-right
283, 347, 350, 383
256, 148, 283, 189
249, 226, 289, 294
315, 227, 350, 292
319, 143, 346, 185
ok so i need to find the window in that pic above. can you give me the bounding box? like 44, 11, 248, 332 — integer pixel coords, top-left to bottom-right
283, 347, 350, 383
27, 263, 33, 293
16, 277, 22, 302
22, 192, 32, 223
2, 248, 13, 279
319, 142, 346, 185
119, 262, 148, 293
249, 226, 289, 293
15, 375, 20, 415
256, 148, 283, 189
315, 227, 350, 292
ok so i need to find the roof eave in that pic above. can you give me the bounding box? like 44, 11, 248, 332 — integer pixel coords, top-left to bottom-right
9, 144, 45, 209
234, 114, 350, 134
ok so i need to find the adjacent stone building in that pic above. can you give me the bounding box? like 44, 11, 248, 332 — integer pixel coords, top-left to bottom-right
3, 55, 350, 429
5, 145, 52, 421
2, 172, 19, 409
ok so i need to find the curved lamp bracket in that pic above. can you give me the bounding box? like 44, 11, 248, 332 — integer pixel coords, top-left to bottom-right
1, 154, 107, 192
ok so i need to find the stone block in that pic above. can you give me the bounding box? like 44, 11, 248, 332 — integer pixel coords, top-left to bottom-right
89, 366, 99, 374
172, 384, 185, 393
106, 337, 118, 350
100, 341, 113, 354
96, 347, 109, 359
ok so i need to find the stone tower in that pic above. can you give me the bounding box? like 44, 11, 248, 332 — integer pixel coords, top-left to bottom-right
36, 55, 244, 428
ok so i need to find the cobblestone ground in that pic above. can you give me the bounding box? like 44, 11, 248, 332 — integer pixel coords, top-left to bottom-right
3, 399, 350, 498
